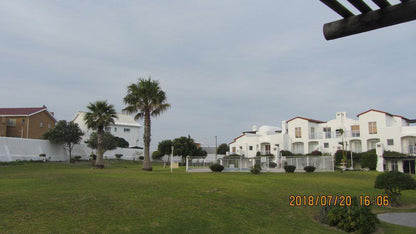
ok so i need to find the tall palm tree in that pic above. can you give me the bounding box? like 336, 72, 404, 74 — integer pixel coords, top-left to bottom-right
84, 100, 117, 168
123, 77, 170, 171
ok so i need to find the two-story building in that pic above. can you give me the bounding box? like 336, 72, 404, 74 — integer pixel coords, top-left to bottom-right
73, 111, 142, 148
0, 106, 56, 139
229, 109, 416, 173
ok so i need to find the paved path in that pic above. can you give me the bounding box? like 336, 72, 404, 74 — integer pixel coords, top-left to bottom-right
377, 212, 416, 228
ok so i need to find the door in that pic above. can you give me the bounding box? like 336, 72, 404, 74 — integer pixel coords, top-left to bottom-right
403, 160, 415, 174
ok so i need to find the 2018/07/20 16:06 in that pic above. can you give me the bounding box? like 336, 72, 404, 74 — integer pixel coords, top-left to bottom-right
288, 195, 390, 207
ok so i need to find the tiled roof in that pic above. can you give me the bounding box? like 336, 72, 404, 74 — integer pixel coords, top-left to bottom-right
286, 116, 326, 124
357, 109, 410, 121
0, 107, 46, 116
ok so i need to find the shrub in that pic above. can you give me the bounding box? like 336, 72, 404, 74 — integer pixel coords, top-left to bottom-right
39, 153, 46, 157
138, 156, 144, 160
74, 156, 82, 162
309, 150, 322, 156
304, 165, 316, 173
323, 197, 379, 234
209, 164, 224, 172
269, 162, 277, 168
374, 171, 416, 206
115, 154, 123, 160
250, 164, 261, 174
383, 151, 407, 157
280, 150, 293, 156
284, 165, 296, 173
360, 150, 377, 170
152, 150, 163, 159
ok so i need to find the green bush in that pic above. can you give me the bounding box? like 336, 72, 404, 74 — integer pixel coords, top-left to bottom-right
360, 150, 377, 170
284, 165, 296, 173
74, 156, 82, 162
269, 162, 277, 168
320, 197, 378, 234
383, 151, 407, 157
115, 154, 123, 160
334, 150, 362, 167
152, 150, 163, 159
374, 171, 416, 206
280, 150, 293, 156
209, 164, 224, 172
304, 166, 316, 173
138, 156, 144, 160
250, 164, 261, 174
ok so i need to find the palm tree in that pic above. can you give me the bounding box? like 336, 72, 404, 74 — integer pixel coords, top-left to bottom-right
84, 100, 117, 168
123, 77, 170, 171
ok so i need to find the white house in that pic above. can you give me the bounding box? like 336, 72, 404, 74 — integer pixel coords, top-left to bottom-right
73, 112, 142, 148
229, 109, 416, 173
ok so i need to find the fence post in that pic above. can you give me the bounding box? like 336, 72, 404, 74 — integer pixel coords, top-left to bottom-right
186, 156, 189, 172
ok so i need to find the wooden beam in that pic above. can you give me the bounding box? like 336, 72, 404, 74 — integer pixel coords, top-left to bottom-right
372, 0, 391, 8
320, 0, 354, 18
323, 0, 416, 40
347, 0, 372, 13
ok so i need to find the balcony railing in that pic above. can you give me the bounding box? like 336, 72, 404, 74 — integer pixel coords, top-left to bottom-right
308, 131, 360, 140
409, 146, 416, 156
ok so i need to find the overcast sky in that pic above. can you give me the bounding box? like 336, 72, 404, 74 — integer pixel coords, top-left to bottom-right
1, 0, 415, 149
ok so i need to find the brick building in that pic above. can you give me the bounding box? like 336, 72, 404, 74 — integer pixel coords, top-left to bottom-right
0, 106, 57, 139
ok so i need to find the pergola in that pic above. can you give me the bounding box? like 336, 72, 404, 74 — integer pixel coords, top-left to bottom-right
320, 0, 416, 40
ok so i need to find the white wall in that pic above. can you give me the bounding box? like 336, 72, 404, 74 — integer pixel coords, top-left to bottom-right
0, 137, 143, 162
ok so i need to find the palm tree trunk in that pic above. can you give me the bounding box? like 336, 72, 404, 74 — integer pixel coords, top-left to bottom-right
95, 128, 105, 169
142, 112, 152, 171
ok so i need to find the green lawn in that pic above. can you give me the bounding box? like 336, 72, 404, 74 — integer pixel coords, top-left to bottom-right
1, 161, 415, 233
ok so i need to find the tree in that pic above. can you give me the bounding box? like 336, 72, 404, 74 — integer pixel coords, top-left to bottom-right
43, 120, 84, 163
114, 137, 129, 148
123, 77, 170, 171
217, 143, 229, 155
84, 100, 117, 168
172, 136, 206, 162
86, 132, 118, 156
157, 140, 173, 155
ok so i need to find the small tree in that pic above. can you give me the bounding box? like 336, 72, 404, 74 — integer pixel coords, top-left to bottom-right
374, 171, 416, 206
43, 120, 84, 163
86, 132, 118, 158
157, 140, 173, 155
114, 137, 129, 148
217, 143, 229, 155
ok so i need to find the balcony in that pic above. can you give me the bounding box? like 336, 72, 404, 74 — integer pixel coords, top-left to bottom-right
308, 131, 360, 140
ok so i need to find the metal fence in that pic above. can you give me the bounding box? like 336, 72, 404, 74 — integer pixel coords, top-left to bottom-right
285, 156, 334, 172
186, 156, 272, 172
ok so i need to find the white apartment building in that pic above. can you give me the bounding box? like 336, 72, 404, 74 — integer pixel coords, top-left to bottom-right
229, 109, 416, 173
73, 112, 142, 148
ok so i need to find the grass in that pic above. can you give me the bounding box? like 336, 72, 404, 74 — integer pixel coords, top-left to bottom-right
0, 160, 415, 233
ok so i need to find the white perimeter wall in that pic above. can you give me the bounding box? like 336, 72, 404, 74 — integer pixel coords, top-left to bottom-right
0, 137, 143, 162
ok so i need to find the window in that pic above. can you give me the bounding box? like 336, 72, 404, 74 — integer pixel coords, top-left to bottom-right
323, 127, 331, 138
114, 127, 117, 132
324, 143, 329, 148
48, 124, 51, 129
124, 128, 130, 133
335, 129, 344, 137
21, 119, 25, 125
310, 127, 315, 139
369, 122, 377, 134
7, 119, 16, 127
39, 121, 44, 128
351, 125, 360, 137
249, 146, 253, 151
387, 139, 394, 146
295, 127, 302, 138
105, 127, 111, 132
391, 160, 398, 171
